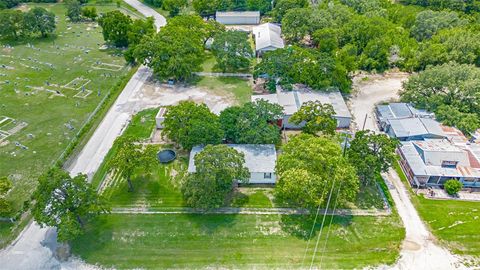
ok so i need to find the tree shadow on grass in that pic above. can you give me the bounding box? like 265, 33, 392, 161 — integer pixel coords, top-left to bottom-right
185, 213, 239, 235
280, 214, 353, 240
70, 216, 113, 260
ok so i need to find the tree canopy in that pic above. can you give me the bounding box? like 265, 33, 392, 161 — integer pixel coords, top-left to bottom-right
23, 7, 56, 37
0, 176, 12, 217
347, 130, 398, 185
290, 101, 337, 135
400, 63, 480, 135
0, 9, 24, 39
108, 137, 157, 191
32, 168, 107, 242
98, 11, 133, 47
211, 30, 253, 72
275, 134, 359, 209
219, 99, 283, 144
192, 0, 272, 16
410, 10, 465, 41
182, 144, 249, 209
163, 101, 224, 149
133, 15, 210, 81
254, 46, 351, 93
66, 0, 82, 22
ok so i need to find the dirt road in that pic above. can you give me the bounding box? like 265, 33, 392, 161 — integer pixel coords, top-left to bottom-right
349, 72, 408, 131
348, 72, 466, 270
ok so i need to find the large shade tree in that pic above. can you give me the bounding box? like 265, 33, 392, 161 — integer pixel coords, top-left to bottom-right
219, 99, 283, 144
410, 10, 465, 41
134, 15, 213, 81
32, 168, 108, 242
23, 7, 55, 37
400, 63, 480, 135
98, 11, 133, 47
347, 130, 398, 185
182, 144, 249, 209
290, 101, 337, 135
0, 9, 24, 39
211, 30, 253, 72
108, 137, 158, 191
254, 46, 351, 93
275, 134, 359, 209
162, 101, 224, 149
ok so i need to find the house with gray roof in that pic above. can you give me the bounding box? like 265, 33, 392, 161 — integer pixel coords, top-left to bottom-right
375, 103, 445, 141
188, 144, 277, 184
252, 89, 351, 129
398, 140, 480, 188
376, 103, 434, 131
215, 11, 260, 25
252, 23, 285, 56
386, 118, 446, 141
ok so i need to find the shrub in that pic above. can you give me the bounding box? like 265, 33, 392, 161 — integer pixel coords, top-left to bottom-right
444, 179, 462, 195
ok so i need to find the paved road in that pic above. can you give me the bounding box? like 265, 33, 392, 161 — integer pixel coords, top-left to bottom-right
0, 3, 166, 269
123, 0, 166, 29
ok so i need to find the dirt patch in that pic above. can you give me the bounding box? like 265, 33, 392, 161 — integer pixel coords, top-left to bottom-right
403, 240, 422, 251
348, 72, 410, 131
139, 80, 234, 114
15, 4, 30, 12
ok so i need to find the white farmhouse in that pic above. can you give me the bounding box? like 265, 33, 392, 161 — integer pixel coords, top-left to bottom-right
188, 144, 277, 184
252, 23, 285, 56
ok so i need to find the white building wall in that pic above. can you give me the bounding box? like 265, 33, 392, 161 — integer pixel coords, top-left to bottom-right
248, 172, 276, 184
216, 16, 260, 25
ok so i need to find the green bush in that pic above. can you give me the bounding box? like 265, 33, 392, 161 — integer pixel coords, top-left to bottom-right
444, 179, 462, 195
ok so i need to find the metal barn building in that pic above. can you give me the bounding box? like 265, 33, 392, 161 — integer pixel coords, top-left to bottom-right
215, 11, 260, 25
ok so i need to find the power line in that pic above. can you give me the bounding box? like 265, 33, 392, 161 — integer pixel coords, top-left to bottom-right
318, 181, 343, 269
301, 181, 329, 267
309, 177, 336, 270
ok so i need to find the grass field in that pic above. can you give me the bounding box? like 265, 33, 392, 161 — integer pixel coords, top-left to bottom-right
0, 3, 140, 245
72, 213, 404, 269
394, 160, 480, 258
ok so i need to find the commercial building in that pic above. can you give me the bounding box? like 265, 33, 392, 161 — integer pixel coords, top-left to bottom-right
398, 139, 480, 188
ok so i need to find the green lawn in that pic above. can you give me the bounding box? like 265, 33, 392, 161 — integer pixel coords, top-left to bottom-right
229, 187, 274, 208
0, 3, 140, 245
102, 156, 186, 209
394, 159, 480, 257
72, 213, 404, 269
414, 197, 480, 256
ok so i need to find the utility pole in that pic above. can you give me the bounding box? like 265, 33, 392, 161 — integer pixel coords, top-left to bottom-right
362, 113, 367, 131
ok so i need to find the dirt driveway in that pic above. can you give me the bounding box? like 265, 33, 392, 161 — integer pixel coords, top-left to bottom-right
348, 72, 409, 131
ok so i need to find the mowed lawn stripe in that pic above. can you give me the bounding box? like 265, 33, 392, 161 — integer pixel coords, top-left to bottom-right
72, 213, 404, 269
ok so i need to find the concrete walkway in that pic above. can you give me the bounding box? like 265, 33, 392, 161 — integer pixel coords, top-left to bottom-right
193, 72, 252, 78
111, 207, 391, 216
